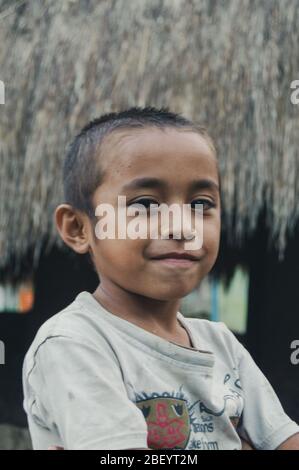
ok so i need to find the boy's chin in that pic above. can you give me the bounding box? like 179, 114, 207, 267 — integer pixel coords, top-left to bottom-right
145, 285, 196, 302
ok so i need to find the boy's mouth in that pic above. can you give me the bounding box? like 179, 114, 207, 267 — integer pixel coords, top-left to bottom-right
150, 251, 201, 261
150, 251, 202, 268
151, 258, 198, 268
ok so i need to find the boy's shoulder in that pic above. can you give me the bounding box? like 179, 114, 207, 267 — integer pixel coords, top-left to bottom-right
25, 292, 107, 359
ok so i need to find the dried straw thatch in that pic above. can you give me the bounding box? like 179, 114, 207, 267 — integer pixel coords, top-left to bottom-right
0, 0, 298, 279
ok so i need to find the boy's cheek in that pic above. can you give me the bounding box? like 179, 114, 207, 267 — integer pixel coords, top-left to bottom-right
202, 224, 220, 250
94, 239, 146, 269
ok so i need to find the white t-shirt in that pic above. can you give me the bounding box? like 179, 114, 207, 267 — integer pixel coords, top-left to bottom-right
22, 291, 299, 450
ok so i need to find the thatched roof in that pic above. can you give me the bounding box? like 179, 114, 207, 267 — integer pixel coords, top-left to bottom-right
0, 0, 298, 279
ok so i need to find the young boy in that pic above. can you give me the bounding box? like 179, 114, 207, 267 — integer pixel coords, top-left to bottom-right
22, 107, 299, 450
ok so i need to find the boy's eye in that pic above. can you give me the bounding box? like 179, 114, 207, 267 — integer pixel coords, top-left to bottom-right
128, 198, 216, 211
129, 198, 159, 209
191, 199, 216, 211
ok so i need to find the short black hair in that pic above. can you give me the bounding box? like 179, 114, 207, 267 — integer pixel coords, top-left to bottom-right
63, 106, 216, 218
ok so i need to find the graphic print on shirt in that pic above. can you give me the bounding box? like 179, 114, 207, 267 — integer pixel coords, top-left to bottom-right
134, 373, 244, 450
135, 396, 190, 449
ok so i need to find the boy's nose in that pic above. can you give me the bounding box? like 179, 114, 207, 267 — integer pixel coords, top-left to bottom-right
161, 209, 197, 240
161, 226, 196, 240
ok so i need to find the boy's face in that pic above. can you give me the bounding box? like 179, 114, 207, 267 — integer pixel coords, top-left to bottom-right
87, 127, 221, 301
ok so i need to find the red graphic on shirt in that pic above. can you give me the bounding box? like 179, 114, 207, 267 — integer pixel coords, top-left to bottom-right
135, 397, 190, 449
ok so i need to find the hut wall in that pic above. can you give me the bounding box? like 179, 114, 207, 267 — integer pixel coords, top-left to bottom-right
246, 215, 299, 423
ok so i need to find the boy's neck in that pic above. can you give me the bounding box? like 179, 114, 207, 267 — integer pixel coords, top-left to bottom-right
92, 281, 191, 346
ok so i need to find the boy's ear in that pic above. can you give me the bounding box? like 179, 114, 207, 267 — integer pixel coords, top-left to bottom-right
54, 204, 90, 254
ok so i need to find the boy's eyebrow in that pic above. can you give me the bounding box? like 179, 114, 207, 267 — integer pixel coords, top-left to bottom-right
121, 177, 219, 193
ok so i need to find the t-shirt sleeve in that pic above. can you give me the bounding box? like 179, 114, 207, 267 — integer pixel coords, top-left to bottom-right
218, 322, 299, 450
25, 334, 149, 450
